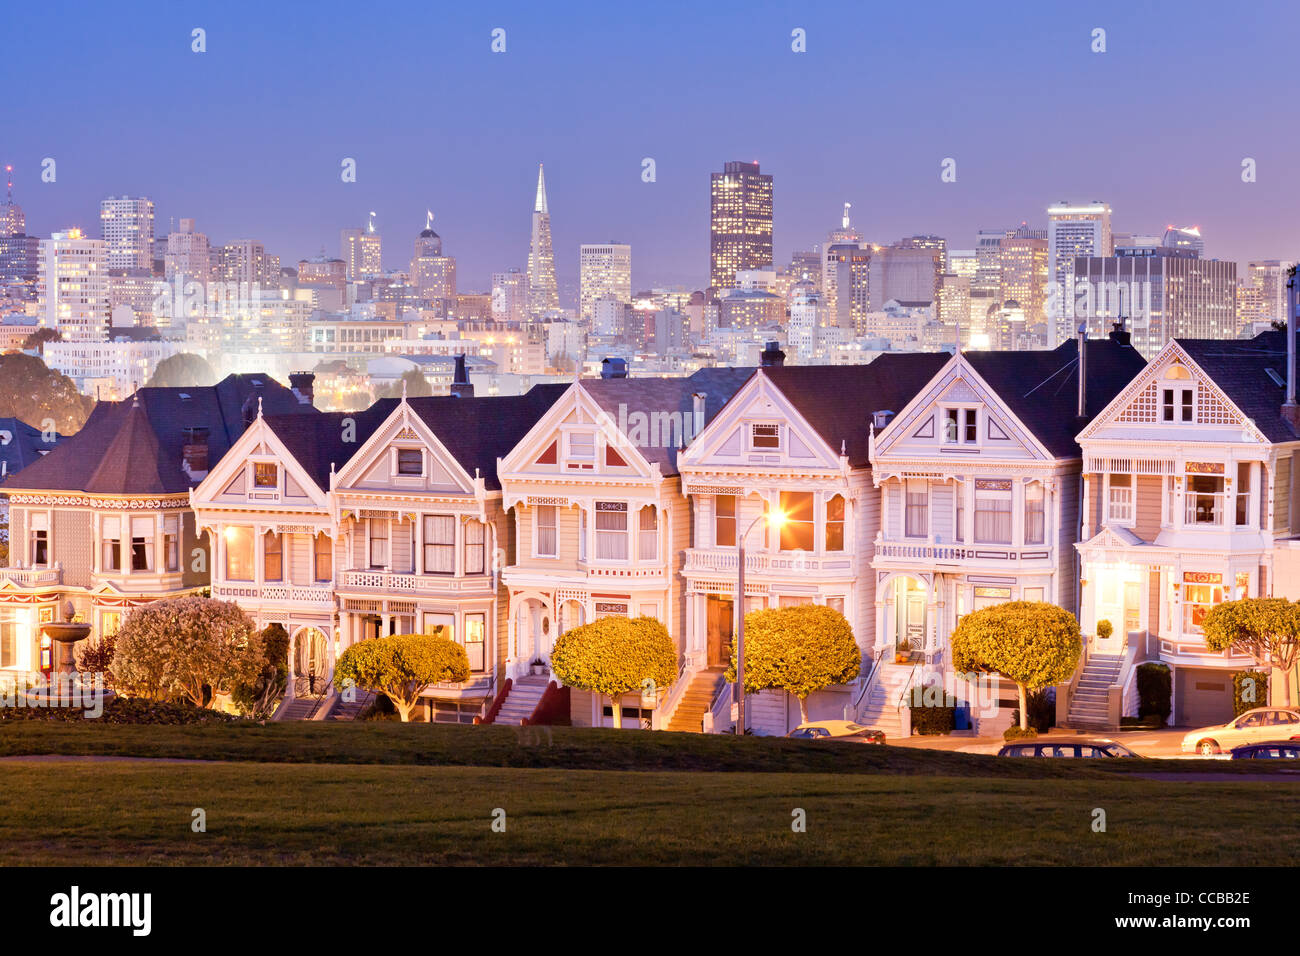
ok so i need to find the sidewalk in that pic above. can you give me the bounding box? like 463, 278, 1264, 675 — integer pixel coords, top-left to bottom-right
890, 727, 1199, 759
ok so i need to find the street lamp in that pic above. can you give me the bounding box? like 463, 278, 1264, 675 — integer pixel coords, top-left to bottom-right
735, 507, 785, 735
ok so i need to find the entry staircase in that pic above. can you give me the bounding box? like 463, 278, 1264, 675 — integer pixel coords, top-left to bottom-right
274, 694, 327, 721
665, 667, 727, 732
852, 662, 916, 740
487, 675, 550, 725
1066, 653, 1125, 729
328, 689, 376, 721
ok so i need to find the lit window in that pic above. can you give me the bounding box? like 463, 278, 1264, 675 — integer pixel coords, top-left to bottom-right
263, 531, 283, 581
779, 491, 815, 551
253, 463, 278, 487
1107, 474, 1133, 524
825, 495, 845, 551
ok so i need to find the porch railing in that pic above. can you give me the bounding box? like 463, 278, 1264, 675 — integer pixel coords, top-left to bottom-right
846, 646, 889, 720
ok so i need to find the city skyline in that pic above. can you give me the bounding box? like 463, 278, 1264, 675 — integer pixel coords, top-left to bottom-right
5, 0, 1299, 295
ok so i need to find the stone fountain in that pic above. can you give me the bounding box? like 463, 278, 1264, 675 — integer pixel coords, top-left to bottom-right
21, 601, 115, 709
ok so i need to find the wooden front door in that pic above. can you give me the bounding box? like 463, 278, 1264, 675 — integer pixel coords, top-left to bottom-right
707, 595, 734, 667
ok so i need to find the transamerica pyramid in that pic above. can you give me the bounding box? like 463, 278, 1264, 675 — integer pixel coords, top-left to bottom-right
525, 163, 559, 316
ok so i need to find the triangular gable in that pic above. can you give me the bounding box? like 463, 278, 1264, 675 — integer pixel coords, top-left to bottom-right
333, 401, 476, 495
874, 355, 1051, 462
680, 372, 841, 471
191, 416, 329, 509
1077, 341, 1262, 444
498, 383, 657, 481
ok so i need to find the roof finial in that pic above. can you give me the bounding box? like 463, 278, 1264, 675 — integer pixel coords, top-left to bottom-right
401, 376, 408, 402
257, 396, 263, 418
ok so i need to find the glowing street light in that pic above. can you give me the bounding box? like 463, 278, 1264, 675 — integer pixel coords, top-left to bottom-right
735, 506, 785, 735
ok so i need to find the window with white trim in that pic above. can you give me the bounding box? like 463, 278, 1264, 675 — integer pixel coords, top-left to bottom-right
464, 521, 485, 574
164, 515, 180, 571
1107, 473, 1133, 524
943, 408, 977, 444
904, 480, 928, 538
396, 448, 423, 476
130, 516, 155, 571
974, 479, 1012, 544
368, 518, 388, 568
1024, 482, 1045, 545
638, 505, 658, 561
101, 516, 121, 571
595, 501, 629, 560
566, 432, 595, 469
750, 423, 780, 450
715, 495, 736, 547
423, 515, 455, 574
535, 505, 558, 557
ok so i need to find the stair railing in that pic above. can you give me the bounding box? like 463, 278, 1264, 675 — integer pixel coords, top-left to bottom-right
475, 677, 513, 725
847, 646, 890, 719
703, 675, 733, 734
654, 654, 693, 730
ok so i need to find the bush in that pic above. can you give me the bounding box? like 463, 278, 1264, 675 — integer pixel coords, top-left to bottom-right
0, 696, 235, 724
231, 623, 290, 718
909, 703, 955, 735
76, 633, 118, 686
1232, 670, 1269, 716
1003, 725, 1038, 741
1136, 662, 1171, 725
1096, 619, 1113, 642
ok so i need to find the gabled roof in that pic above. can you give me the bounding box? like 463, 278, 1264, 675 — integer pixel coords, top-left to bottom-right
263, 402, 397, 491
576, 367, 755, 474
0, 373, 316, 495
1176, 329, 1297, 443
963, 336, 1147, 457
760, 353, 951, 466
0, 418, 63, 481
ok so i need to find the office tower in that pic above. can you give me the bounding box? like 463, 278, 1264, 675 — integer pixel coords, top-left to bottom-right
38, 228, 109, 341
787, 282, 823, 362
0, 166, 24, 238
1162, 225, 1204, 257
789, 250, 822, 288
821, 203, 865, 321
825, 243, 871, 333
1247, 260, 1295, 324
998, 226, 1049, 330
1047, 201, 1112, 346
937, 273, 971, 344
217, 239, 275, 287
578, 243, 631, 320
525, 164, 559, 316
99, 196, 155, 272
709, 160, 774, 291
411, 215, 457, 304
1235, 280, 1268, 333
165, 218, 212, 285
1073, 246, 1235, 358
341, 213, 383, 280
947, 249, 977, 279
973, 229, 1014, 296
869, 242, 944, 310
296, 256, 347, 311
492, 268, 528, 323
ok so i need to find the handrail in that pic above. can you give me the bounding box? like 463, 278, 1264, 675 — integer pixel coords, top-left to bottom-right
704, 673, 733, 733
475, 676, 513, 725
655, 655, 692, 730
895, 660, 923, 712
848, 646, 889, 718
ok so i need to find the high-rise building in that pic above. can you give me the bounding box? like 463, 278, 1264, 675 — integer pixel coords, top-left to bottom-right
411, 215, 456, 306
99, 196, 155, 272
998, 226, 1049, 330
296, 256, 347, 311
0, 166, 24, 238
869, 241, 944, 310
825, 243, 871, 333
1162, 225, 1204, 257
1235, 280, 1269, 333
1247, 259, 1295, 325
38, 228, 109, 341
709, 160, 773, 292
1047, 201, 1112, 346
217, 239, 277, 288
947, 249, 977, 279
578, 243, 631, 320
525, 164, 559, 316
165, 218, 212, 286
341, 213, 383, 280
1073, 246, 1235, 357
936, 272, 972, 343
973, 229, 1013, 296
492, 268, 528, 324
821, 203, 865, 321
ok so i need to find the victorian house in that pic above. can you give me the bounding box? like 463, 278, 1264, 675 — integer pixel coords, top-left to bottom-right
869, 329, 1146, 733
0, 374, 314, 685
1075, 328, 1300, 725
496, 365, 752, 729
677, 350, 949, 735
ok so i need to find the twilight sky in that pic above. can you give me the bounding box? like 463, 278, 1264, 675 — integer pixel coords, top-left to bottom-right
7, 0, 1299, 302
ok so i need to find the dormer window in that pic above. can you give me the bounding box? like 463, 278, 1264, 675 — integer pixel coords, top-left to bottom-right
396, 448, 423, 476
1162, 387, 1193, 423
253, 463, 278, 488
943, 408, 977, 444
567, 432, 595, 469
750, 423, 780, 450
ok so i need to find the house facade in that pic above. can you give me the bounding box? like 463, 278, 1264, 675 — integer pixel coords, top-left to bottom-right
1075, 329, 1300, 725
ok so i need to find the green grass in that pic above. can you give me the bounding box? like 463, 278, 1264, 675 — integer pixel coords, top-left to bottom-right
0, 760, 1293, 865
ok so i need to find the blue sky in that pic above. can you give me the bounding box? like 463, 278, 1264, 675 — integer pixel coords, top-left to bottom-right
6, 0, 1298, 298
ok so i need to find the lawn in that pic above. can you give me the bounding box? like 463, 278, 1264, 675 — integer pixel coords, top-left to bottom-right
1, 722, 1295, 865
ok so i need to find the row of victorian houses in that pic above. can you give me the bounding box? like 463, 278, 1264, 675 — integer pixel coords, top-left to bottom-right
3, 327, 1299, 733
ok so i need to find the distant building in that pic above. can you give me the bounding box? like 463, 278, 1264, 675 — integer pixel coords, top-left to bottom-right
99, 196, 155, 273
410, 220, 457, 306
526, 165, 559, 316
1047, 201, 1112, 346
38, 229, 109, 341
341, 214, 383, 280
1247, 260, 1295, 325
579, 243, 631, 320
709, 160, 773, 291
164, 218, 212, 286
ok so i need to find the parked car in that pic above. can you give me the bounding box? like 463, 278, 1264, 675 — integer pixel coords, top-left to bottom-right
997, 737, 1141, 758
787, 720, 885, 744
1229, 741, 1300, 760
1180, 708, 1300, 755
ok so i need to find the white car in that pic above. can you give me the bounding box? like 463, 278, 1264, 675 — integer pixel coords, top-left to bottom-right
1181, 708, 1300, 755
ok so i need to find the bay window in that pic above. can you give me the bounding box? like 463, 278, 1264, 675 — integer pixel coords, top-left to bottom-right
638, 506, 658, 561
164, 515, 180, 571
225, 526, 254, 581
715, 495, 736, 547
779, 491, 815, 551
595, 502, 628, 560
1024, 482, 1045, 545
313, 532, 332, 582
1235, 462, 1252, 527
535, 505, 558, 557
130, 516, 155, 571
263, 531, 283, 581
974, 479, 1012, 544
1107, 474, 1133, 524
904, 480, 928, 538
825, 495, 845, 551
465, 613, 487, 671
101, 516, 121, 571
1185, 473, 1225, 526
423, 514, 455, 574
368, 518, 388, 568
464, 521, 485, 574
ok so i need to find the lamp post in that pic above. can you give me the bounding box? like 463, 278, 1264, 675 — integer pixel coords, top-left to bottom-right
735, 508, 785, 735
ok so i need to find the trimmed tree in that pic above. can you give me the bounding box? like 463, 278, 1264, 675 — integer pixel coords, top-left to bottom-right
550, 616, 677, 728
333, 633, 469, 722
1203, 598, 1300, 707
724, 604, 861, 724
950, 601, 1082, 731
111, 596, 264, 707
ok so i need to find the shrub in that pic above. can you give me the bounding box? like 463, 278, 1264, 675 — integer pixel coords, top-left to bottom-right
1096, 619, 1113, 642
1232, 670, 1269, 716
1003, 726, 1038, 741
76, 633, 118, 686
231, 623, 290, 718
0, 696, 235, 724
1010, 688, 1056, 733
909, 702, 955, 735
1136, 662, 1171, 724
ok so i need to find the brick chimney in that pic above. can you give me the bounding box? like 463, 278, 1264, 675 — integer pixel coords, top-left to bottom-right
288, 371, 315, 406
182, 426, 210, 479
449, 354, 474, 398
1284, 267, 1299, 431
760, 341, 786, 367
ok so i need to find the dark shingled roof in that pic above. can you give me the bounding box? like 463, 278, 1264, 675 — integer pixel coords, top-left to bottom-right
0, 418, 63, 481
577, 367, 756, 474
0, 373, 315, 495
964, 335, 1148, 457
1177, 329, 1299, 443
760, 353, 952, 465
263, 402, 397, 491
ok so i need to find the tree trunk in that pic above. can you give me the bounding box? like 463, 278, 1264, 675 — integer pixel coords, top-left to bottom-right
610, 695, 622, 729
395, 698, 415, 722
1017, 682, 1028, 730
799, 695, 810, 724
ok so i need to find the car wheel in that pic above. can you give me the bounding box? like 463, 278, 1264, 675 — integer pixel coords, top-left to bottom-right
1198, 740, 1220, 756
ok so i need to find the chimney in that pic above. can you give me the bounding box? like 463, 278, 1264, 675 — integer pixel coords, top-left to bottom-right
692, 392, 707, 438
288, 371, 315, 406
449, 353, 474, 398
760, 341, 785, 367
1285, 267, 1299, 429
182, 426, 210, 478
1076, 322, 1088, 418
600, 357, 628, 379
1108, 319, 1131, 347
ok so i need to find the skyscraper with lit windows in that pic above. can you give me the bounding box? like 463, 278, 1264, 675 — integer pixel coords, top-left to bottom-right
99, 196, 155, 273
579, 243, 631, 320
709, 160, 773, 292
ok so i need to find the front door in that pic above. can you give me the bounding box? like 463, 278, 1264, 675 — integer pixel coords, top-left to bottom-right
706, 595, 734, 667
295, 628, 329, 696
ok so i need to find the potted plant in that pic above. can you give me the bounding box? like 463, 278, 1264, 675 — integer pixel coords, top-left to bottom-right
895, 640, 913, 664
530, 657, 547, 676
1096, 619, 1113, 645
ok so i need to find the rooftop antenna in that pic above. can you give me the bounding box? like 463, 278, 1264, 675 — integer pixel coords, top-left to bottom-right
842, 202, 852, 230
4, 165, 11, 203
368, 211, 377, 234
426, 210, 434, 231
